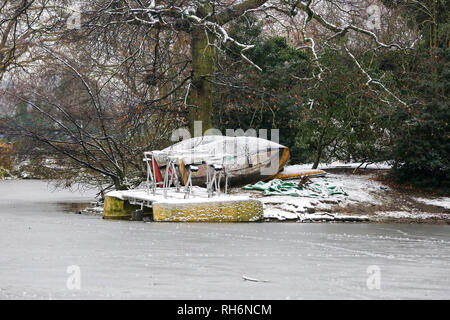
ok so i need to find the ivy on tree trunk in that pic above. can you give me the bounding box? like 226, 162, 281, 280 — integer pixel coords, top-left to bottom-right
188, 27, 215, 134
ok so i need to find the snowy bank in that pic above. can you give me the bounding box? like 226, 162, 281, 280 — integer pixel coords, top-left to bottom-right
237, 171, 449, 223
243, 173, 384, 221
413, 197, 450, 210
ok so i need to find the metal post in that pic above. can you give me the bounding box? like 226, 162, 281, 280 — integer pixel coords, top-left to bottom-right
224, 171, 228, 195
151, 153, 157, 195
145, 158, 151, 194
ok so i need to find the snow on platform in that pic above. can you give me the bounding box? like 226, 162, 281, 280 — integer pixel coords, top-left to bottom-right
107, 186, 250, 204
104, 187, 263, 222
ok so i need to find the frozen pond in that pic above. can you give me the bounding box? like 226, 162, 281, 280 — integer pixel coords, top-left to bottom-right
0, 180, 449, 299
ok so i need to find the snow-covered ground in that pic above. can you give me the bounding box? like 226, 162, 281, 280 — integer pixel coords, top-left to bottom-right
375, 211, 450, 220
413, 197, 450, 210
234, 167, 449, 223
238, 173, 385, 222
282, 161, 394, 171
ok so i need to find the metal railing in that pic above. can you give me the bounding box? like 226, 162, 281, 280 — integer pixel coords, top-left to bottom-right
143, 150, 231, 199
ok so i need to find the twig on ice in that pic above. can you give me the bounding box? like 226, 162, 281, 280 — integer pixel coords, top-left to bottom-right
242, 275, 269, 283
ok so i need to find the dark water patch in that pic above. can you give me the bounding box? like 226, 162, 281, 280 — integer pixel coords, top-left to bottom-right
55, 202, 91, 214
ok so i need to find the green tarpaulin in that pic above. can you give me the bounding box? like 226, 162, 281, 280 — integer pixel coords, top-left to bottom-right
242, 179, 348, 197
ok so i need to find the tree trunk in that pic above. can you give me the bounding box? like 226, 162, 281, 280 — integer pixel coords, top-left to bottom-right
312, 128, 326, 169
312, 147, 323, 170
188, 27, 215, 135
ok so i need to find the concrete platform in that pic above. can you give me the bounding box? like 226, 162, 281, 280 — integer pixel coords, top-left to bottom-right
103, 187, 263, 222
153, 199, 263, 222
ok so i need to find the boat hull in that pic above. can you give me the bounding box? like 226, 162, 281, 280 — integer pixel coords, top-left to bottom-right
176, 147, 290, 187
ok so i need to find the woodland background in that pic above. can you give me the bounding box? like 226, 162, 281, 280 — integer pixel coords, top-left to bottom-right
0, 0, 448, 193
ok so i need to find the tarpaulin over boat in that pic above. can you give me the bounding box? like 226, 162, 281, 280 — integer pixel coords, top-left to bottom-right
158, 135, 290, 186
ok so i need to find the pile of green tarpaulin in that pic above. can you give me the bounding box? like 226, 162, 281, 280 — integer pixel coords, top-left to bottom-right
242, 179, 348, 197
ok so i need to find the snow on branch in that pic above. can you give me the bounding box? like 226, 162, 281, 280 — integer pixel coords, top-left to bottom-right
92, 1, 269, 72
291, 0, 412, 106
343, 44, 407, 106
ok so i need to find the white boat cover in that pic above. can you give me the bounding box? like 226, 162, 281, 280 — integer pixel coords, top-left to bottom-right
155, 135, 286, 166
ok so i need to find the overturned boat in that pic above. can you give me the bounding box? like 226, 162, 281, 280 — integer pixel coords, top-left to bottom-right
154, 135, 290, 187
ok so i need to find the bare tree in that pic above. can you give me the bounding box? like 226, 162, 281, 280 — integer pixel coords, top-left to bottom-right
280, 0, 419, 104
58, 0, 416, 132
1, 43, 179, 191
0, 0, 62, 82
77, 0, 271, 132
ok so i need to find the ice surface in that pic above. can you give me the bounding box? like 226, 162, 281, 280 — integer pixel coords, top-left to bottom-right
0, 180, 449, 299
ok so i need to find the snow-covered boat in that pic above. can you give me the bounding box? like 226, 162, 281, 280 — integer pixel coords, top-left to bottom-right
155, 135, 290, 186
103, 136, 277, 221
